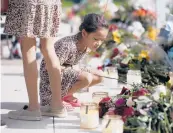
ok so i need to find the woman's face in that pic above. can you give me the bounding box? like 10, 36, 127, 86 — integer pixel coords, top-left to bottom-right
82, 27, 108, 52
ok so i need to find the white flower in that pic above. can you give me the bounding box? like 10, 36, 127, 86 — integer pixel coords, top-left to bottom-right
126, 97, 135, 107
152, 93, 160, 101
134, 96, 152, 110
139, 109, 147, 116
152, 85, 167, 101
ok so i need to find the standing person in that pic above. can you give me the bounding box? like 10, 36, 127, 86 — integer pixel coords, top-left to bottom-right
39, 13, 109, 115
4, 0, 66, 120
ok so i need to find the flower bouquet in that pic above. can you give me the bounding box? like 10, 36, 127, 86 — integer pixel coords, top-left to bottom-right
96, 39, 172, 87
132, 8, 156, 29
98, 84, 173, 133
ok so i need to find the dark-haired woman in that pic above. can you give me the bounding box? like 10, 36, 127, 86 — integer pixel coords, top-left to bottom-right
39, 13, 109, 117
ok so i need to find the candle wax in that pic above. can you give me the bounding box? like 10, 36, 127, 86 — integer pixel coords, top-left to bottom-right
80, 110, 99, 129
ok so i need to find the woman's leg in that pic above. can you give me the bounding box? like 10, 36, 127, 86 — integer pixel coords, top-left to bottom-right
67, 71, 103, 95
40, 38, 63, 109
20, 37, 39, 111
88, 74, 103, 87
67, 71, 93, 95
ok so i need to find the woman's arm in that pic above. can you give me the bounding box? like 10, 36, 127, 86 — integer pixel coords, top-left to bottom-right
80, 66, 105, 77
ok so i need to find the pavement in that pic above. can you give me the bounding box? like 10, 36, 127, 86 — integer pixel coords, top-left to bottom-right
0, 59, 125, 133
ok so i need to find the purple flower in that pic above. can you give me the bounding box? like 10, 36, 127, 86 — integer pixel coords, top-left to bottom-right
115, 98, 126, 107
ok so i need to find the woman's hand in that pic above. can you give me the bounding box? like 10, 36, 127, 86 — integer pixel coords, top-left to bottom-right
90, 69, 105, 77
81, 66, 105, 77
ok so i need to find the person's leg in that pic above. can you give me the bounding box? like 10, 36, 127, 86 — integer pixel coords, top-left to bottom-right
66, 70, 103, 96
40, 38, 63, 109
64, 71, 103, 107
8, 37, 42, 120
88, 74, 103, 87
20, 37, 39, 111
65, 74, 103, 101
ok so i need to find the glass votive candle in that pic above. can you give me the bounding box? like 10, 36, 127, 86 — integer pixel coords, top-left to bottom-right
80, 103, 99, 129
127, 70, 142, 85
104, 67, 119, 88
92, 92, 109, 104
102, 115, 124, 133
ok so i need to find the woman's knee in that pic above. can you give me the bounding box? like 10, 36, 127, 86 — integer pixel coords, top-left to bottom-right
40, 38, 60, 67
20, 37, 36, 61
97, 76, 104, 83
40, 38, 56, 55
20, 37, 36, 53
93, 75, 104, 84
80, 72, 93, 86
40, 43, 52, 56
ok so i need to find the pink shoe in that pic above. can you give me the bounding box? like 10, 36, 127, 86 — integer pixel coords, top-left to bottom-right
62, 101, 74, 111
63, 95, 81, 107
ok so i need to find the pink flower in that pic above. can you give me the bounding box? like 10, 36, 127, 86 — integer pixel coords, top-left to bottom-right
123, 107, 134, 117
95, 53, 100, 57
133, 88, 149, 99
126, 97, 135, 107
111, 48, 119, 59
121, 107, 135, 122
106, 108, 116, 115
119, 87, 130, 95
97, 66, 103, 70
109, 24, 118, 32
115, 98, 126, 107
100, 97, 111, 103
114, 106, 135, 122
114, 106, 134, 122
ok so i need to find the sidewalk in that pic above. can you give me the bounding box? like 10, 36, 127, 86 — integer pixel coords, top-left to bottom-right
1, 59, 123, 133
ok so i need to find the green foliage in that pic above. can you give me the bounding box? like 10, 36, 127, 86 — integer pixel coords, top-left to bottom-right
61, 0, 74, 7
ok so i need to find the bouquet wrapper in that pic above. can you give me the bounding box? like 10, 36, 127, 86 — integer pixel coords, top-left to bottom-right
148, 45, 173, 71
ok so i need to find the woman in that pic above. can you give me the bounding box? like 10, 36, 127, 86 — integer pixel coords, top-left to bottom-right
5, 0, 65, 120
40, 13, 109, 116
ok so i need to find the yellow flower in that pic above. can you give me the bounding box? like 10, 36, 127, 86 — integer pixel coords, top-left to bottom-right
147, 27, 158, 41
129, 64, 135, 69
112, 31, 121, 43
166, 80, 173, 89
138, 50, 150, 61
88, 51, 96, 56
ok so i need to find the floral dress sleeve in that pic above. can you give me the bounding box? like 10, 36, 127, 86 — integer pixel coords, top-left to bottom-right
54, 40, 70, 65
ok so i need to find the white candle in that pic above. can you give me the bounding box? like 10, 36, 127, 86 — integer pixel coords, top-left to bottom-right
102, 115, 124, 133
104, 67, 119, 88
92, 92, 109, 104
80, 103, 99, 129
127, 70, 142, 86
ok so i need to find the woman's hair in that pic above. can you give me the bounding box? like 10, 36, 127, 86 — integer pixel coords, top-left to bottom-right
79, 13, 108, 33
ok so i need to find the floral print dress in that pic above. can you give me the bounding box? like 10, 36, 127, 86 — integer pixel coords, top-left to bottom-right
4, 0, 62, 37
39, 34, 90, 106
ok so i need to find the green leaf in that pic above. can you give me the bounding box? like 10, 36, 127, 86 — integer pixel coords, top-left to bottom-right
137, 116, 149, 122
127, 117, 147, 128
157, 113, 165, 120
135, 128, 147, 133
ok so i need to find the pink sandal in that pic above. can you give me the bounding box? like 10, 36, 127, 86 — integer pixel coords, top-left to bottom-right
62, 101, 74, 111
63, 95, 81, 107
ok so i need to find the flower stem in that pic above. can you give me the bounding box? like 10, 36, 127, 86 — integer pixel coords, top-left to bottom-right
164, 111, 172, 133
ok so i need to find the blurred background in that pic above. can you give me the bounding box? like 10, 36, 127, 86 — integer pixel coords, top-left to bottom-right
0, 0, 173, 63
